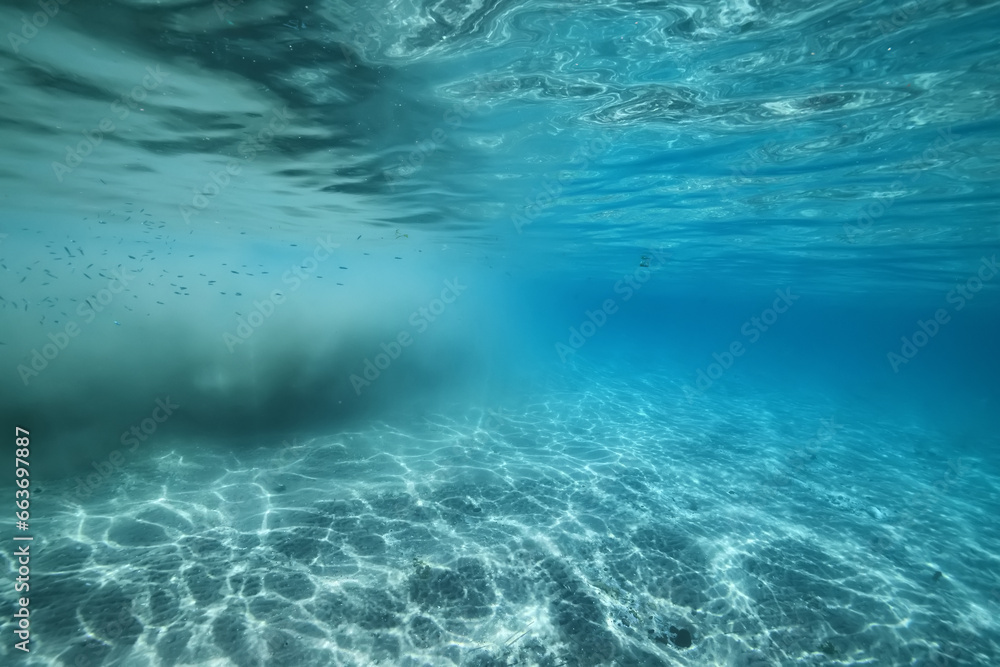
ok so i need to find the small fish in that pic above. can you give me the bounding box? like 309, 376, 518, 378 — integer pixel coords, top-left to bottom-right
114, 320, 120, 326
64, 246, 72, 257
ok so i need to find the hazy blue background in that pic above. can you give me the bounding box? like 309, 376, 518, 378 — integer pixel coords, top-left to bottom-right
1, 0, 996, 477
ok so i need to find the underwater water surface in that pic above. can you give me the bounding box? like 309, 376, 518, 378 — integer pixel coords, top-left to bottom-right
0, 0, 999, 665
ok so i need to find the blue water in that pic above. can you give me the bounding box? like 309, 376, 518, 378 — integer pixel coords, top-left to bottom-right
1, 0, 999, 665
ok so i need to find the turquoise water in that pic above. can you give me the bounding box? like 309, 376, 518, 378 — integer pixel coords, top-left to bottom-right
1, 0, 999, 665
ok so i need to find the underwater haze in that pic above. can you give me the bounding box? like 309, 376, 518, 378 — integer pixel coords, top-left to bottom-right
1, 0, 999, 665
